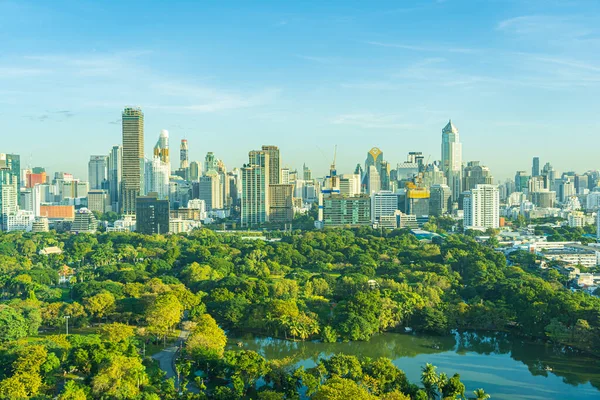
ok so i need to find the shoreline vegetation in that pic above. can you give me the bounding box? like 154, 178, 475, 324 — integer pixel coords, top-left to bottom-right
1, 226, 600, 398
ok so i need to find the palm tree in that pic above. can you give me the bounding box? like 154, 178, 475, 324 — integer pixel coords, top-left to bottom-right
421, 363, 439, 400
473, 388, 490, 400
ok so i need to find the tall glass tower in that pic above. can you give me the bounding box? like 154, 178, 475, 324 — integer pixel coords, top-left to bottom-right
121, 107, 144, 214
441, 120, 462, 202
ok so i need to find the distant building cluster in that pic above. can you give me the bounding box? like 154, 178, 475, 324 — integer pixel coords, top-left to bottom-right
1, 109, 599, 236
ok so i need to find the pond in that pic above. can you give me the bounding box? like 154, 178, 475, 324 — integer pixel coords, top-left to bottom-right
227, 331, 600, 400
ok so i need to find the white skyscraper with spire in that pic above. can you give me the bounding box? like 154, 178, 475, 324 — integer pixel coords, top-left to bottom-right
441, 120, 462, 202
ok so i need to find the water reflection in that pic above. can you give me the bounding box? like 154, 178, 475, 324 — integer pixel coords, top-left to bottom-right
227, 331, 600, 400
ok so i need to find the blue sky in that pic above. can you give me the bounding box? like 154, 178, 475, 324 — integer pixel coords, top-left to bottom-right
1, 0, 600, 180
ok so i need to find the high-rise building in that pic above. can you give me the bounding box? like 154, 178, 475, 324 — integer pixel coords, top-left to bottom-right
6, 154, 20, 189
154, 130, 170, 164
371, 190, 400, 224
363, 147, 384, 191
367, 165, 381, 194
121, 107, 144, 214
269, 184, 294, 224
88, 155, 108, 190
262, 145, 281, 185
108, 145, 122, 213
189, 161, 200, 181
463, 161, 494, 191
405, 182, 430, 218
441, 120, 462, 201
302, 163, 312, 181
339, 174, 361, 196
198, 171, 223, 211
71, 208, 97, 233
514, 171, 530, 192
87, 190, 110, 214
180, 139, 189, 170
319, 194, 371, 227
281, 168, 291, 184
463, 184, 500, 230
241, 150, 270, 227
26, 171, 47, 188
429, 184, 452, 216
532, 157, 540, 177
136, 192, 169, 235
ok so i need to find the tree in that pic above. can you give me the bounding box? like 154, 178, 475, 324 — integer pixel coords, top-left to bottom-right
92, 355, 148, 399
145, 292, 183, 342
441, 373, 465, 399
0, 305, 28, 342
187, 313, 227, 362
84, 292, 116, 322
100, 322, 135, 343
473, 388, 491, 400
312, 377, 376, 400
58, 380, 89, 400
224, 350, 270, 395
421, 363, 439, 400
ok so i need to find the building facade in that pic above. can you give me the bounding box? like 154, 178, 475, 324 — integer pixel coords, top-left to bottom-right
121, 107, 144, 214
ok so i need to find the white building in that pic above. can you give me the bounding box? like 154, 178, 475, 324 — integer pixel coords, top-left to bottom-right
441, 120, 462, 202
371, 190, 400, 223
367, 165, 381, 194
6, 210, 34, 232
339, 174, 361, 196
107, 215, 136, 232
463, 184, 500, 230
587, 191, 600, 211
568, 211, 586, 228
145, 157, 170, 200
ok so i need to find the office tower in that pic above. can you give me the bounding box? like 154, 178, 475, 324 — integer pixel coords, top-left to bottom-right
204, 152, 219, 174
71, 208, 97, 233
514, 171, 530, 192
429, 184, 452, 216
532, 157, 540, 177
262, 145, 281, 185
397, 158, 419, 182
405, 182, 430, 218
20, 185, 41, 217
319, 194, 371, 227
87, 190, 110, 213
189, 161, 200, 181
528, 176, 546, 194
241, 150, 270, 227
26, 171, 46, 188
441, 120, 462, 201
559, 178, 575, 202
422, 163, 447, 187
380, 161, 391, 190
339, 174, 361, 196
407, 152, 425, 171
198, 171, 223, 211
180, 139, 189, 169
463, 184, 500, 230
6, 154, 20, 189
371, 191, 400, 224
302, 163, 312, 181
575, 175, 589, 195
367, 165, 381, 194
88, 155, 108, 190
281, 168, 290, 184
154, 129, 170, 164
108, 145, 122, 213
136, 192, 169, 235
269, 184, 294, 224
0, 155, 18, 231
121, 107, 144, 214
530, 191, 556, 208
363, 147, 384, 190
463, 161, 494, 191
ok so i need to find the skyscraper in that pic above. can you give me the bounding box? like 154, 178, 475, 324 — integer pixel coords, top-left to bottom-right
88, 155, 108, 190
429, 184, 452, 216
241, 150, 270, 227
441, 120, 462, 202
180, 139, 189, 170
261, 145, 281, 185
121, 107, 144, 214
108, 145, 122, 213
189, 161, 200, 181
532, 157, 540, 177
367, 165, 381, 194
463, 184, 500, 230
363, 147, 384, 191
154, 129, 170, 164
463, 161, 493, 191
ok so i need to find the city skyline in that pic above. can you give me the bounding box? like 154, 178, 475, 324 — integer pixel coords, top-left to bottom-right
2, 1, 600, 179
